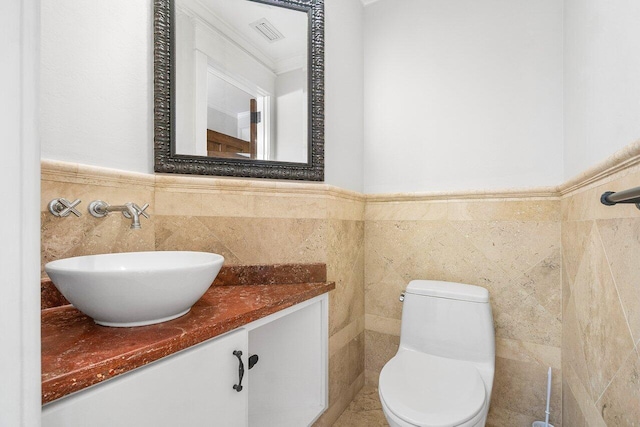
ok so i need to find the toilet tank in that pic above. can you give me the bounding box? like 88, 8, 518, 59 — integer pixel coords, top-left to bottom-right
400, 280, 495, 364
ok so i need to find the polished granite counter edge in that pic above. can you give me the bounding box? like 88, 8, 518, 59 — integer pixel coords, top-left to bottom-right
41, 262, 327, 309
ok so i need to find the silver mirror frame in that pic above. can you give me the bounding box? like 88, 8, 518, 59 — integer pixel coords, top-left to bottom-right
153, 0, 324, 181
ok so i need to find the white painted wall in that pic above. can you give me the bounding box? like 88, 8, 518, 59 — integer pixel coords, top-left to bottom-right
45, 0, 638, 194
39, 0, 366, 190
274, 68, 307, 163
208, 108, 238, 139
324, 0, 365, 192
1, 0, 42, 425
363, 0, 564, 193
563, 0, 640, 179
40, 0, 153, 174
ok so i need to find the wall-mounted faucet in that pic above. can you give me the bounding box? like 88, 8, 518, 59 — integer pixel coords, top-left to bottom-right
88, 200, 150, 229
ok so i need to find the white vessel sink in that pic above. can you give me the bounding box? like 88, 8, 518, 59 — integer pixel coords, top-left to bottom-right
45, 251, 224, 327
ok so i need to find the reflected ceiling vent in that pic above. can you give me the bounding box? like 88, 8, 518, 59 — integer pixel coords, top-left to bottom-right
250, 18, 285, 43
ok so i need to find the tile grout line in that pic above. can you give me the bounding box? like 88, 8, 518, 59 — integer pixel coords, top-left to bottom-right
594, 221, 636, 349
592, 223, 636, 405
565, 368, 603, 427
593, 346, 636, 407
567, 221, 599, 403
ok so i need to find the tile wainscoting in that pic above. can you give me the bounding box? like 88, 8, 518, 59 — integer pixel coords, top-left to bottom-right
42, 139, 640, 426
361, 140, 640, 427
364, 195, 563, 426
41, 160, 365, 427
561, 158, 640, 426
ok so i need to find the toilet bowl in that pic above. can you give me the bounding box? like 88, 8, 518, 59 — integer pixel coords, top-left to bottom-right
378, 280, 495, 427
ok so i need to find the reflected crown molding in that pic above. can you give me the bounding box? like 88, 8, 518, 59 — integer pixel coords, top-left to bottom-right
179, 1, 277, 74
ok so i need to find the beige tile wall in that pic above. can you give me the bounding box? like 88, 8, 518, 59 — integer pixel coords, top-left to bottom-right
41, 163, 156, 268
364, 197, 563, 427
43, 152, 640, 427
41, 160, 365, 427
561, 163, 640, 427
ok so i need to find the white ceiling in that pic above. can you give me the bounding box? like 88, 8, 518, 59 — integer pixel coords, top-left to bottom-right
193, 0, 308, 73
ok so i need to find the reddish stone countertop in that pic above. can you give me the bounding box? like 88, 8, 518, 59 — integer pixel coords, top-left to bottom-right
41, 263, 334, 404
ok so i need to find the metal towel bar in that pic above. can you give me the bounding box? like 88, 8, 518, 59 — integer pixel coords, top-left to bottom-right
601, 186, 640, 210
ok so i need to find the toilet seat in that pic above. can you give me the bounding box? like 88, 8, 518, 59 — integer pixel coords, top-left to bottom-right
379, 349, 486, 427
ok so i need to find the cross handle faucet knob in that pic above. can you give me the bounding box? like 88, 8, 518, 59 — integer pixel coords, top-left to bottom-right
48, 198, 82, 218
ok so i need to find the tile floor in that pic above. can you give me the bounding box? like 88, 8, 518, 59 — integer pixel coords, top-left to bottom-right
332, 385, 388, 426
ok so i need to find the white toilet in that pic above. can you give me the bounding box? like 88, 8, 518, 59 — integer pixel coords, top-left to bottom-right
379, 280, 495, 427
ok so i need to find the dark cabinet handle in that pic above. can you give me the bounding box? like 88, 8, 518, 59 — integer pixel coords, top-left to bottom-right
248, 354, 259, 370
232, 350, 244, 392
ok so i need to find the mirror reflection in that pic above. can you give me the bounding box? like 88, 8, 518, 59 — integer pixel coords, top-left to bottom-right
175, 0, 308, 163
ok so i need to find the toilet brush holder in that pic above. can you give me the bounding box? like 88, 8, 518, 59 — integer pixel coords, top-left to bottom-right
533, 367, 554, 427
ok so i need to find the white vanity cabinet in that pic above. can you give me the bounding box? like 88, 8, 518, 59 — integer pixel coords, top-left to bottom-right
42, 328, 249, 427
42, 294, 328, 427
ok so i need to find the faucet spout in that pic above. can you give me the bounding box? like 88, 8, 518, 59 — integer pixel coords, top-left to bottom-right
118, 203, 141, 229
88, 200, 150, 229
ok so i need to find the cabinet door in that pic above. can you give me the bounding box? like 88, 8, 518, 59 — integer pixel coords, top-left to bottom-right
42, 329, 249, 427
248, 296, 328, 426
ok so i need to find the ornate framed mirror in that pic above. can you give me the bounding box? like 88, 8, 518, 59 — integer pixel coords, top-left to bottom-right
154, 0, 324, 180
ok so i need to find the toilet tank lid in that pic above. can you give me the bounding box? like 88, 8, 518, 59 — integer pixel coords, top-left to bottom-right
406, 280, 489, 303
